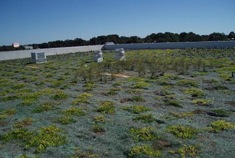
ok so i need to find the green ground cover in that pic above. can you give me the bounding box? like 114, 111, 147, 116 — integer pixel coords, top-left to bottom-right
0, 49, 235, 158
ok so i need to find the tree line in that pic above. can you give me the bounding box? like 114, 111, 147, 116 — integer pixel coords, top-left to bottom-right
1, 31, 234, 51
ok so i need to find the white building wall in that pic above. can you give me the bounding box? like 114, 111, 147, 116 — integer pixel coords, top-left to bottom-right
0, 45, 103, 61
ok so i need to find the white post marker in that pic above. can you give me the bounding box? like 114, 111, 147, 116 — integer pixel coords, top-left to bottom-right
94, 50, 103, 63
115, 48, 126, 61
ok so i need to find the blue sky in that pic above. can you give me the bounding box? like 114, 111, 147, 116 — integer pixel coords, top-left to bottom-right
0, 0, 234, 45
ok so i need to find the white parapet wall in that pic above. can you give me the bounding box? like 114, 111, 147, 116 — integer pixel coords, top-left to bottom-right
0, 45, 103, 61
1, 41, 235, 61
103, 41, 235, 50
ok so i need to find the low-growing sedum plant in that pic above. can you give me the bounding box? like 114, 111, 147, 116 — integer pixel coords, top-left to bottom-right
52, 90, 68, 100
177, 145, 200, 158
18, 154, 37, 158
2, 95, 18, 101
19, 98, 36, 106
169, 112, 194, 119
106, 87, 121, 95
14, 118, 34, 128
83, 82, 96, 91
129, 144, 161, 157
164, 99, 182, 108
132, 81, 150, 89
0, 128, 32, 142
26, 125, 66, 153
130, 127, 155, 141
122, 105, 151, 114
62, 107, 86, 116
127, 89, 143, 94
72, 148, 99, 158
133, 113, 156, 123
183, 88, 204, 97
209, 120, 235, 132
96, 101, 115, 114
207, 109, 231, 117
93, 115, 106, 123
33, 102, 57, 113
131, 95, 145, 102
55, 116, 76, 125
192, 99, 212, 106
12, 83, 26, 89
72, 92, 93, 105
167, 125, 198, 139
4, 108, 16, 115
92, 124, 105, 133
177, 79, 198, 87
0, 108, 16, 119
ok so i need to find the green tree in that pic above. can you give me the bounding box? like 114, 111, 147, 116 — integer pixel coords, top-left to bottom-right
209, 32, 227, 41
228, 31, 235, 40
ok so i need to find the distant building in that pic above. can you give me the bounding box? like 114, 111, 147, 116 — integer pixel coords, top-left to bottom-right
105, 42, 114, 45
24, 45, 33, 50
12, 43, 20, 48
